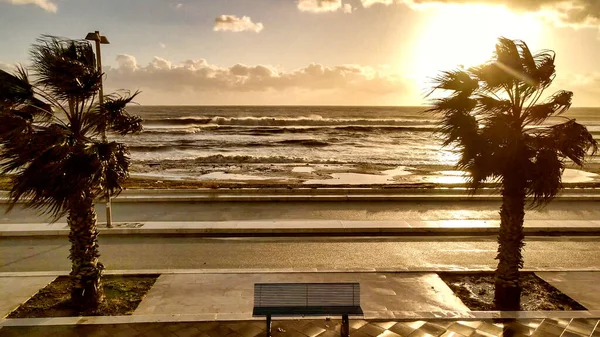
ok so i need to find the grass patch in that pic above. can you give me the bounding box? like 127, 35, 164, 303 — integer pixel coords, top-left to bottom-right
8, 274, 159, 318
439, 272, 586, 311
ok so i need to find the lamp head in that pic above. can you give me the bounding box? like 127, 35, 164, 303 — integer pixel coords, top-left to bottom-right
85, 31, 110, 44
85, 32, 99, 41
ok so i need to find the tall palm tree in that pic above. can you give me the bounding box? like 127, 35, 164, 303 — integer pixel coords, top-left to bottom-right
0, 35, 142, 311
426, 37, 597, 310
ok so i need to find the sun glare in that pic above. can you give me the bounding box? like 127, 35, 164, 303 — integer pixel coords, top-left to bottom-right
410, 4, 543, 90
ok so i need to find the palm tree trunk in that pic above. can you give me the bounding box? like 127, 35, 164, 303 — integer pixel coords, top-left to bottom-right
494, 174, 526, 310
68, 192, 105, 311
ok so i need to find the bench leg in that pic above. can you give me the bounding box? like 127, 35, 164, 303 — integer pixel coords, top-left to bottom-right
341, 314, 349, 337
266, 314, 272, 337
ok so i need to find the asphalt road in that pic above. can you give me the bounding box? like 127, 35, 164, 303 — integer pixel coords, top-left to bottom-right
1, 199, 600, 224
1, 236, 599, 272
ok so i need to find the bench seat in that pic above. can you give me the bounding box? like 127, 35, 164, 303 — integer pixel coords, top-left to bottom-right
253, 305, 363, 316
253, 282, 363, 337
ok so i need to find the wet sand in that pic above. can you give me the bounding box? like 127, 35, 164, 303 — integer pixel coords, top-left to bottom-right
127, 162, 600, 190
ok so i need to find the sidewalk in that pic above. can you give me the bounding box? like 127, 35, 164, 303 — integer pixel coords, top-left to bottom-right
1, 317, 599, 337
3, 187, 600, 203
1, 271, 600, 336
2, 219, 600, 237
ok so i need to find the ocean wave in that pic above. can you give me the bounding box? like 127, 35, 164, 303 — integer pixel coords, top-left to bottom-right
137, 154, 346, 164
140, 125, 438, 136
276, 139, 330, 147
143, 116, 438, 128
129, 138, 331, 152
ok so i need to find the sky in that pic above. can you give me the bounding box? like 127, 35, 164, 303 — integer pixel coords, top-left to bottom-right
1, 0, 600, 106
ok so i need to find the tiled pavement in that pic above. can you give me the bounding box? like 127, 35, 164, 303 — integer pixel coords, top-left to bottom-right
0, 318, 599, 337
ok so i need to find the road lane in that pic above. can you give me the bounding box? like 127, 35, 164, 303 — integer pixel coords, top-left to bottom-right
1, 199, 600, 224
1, 236, 599, 272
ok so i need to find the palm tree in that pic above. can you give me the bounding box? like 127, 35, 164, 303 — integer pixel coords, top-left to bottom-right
0, 35, 142, 311
426, 37, 597, 310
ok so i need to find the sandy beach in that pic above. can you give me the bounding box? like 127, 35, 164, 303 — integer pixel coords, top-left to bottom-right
126, 161, 600, 190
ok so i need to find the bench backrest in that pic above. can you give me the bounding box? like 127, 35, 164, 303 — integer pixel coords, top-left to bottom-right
254, 283, 360, 308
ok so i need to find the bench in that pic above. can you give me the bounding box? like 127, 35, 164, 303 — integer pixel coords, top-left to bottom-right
253, 283, 363, 337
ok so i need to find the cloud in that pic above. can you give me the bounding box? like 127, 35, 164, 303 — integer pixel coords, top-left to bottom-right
343, 3, 353, 13
297, 0, 347, 13
159, 42, 167, 49
1, 0, 57, 12
214, 15, 264, 33
361, 0, 395, 7
104, 55, 408, 100
175, 3, 183, 9
361, 0, 600, 27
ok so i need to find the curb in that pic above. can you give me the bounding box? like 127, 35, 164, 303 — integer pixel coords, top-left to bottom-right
2, 226, 600, 237
2, 268, 600, 277
2, 311, 600, 328
1, 187, 600, 203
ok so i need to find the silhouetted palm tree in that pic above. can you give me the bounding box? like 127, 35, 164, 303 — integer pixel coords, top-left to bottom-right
426, 37, 597, 310
0, 35, 142, 311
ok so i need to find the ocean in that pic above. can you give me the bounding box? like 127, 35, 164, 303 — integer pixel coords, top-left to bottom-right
117, 106, 600, 184
122, 106, 600, 164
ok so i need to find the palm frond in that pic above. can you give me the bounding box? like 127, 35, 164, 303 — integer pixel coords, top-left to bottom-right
546, 120, 598, 166
495, 37, 523, 74
93, 141, 131, 196
523, 90, 572, 125
84, 90, 143, 136
30, 36, 101, 102
527, 149, 563, 207
475, 95, 512, 118
426, 70, 478, 95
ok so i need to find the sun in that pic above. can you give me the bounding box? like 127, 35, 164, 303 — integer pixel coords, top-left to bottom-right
409, 4, 543, 90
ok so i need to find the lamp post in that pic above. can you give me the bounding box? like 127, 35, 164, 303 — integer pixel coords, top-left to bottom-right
85, 31, 112, 228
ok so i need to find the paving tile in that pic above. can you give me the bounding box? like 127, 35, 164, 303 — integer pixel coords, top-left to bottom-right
357, 323, 386, 336
138, 329, 179, 337
193, 322, 221, 332
418, 322, 446, 336
0, 276, 56, 318
475, 322, 503, 336
71, 325, 112, 337
350, 330, 374, 337
297, 323, 326, 337
318, 331, 341, 337
530, 329, 559, 337
535, 321, 565, 336
565, 320, 595, 336
455, 321, 482, 329
535, 272, 600, 310
379, 331, 403, 337
173, 326, 206, 337
439, 332, 466, 337
135, 272, 467, 316
560, 331, 587, 337
542, 318, 571, 328
501, 322, 534, 336
372, 321, 398, 330
516, 319, 543, 330
389, 323, 415, 336
349, 320, 369, 331
469, 332, 494, 337
406, 330, 436, 337
426, 321, 454, 329
1, 318, 599, 337
404, 321, 426, 330
205, 324, 236, 337
229, 322, 264, 337
446, 322, 474, 336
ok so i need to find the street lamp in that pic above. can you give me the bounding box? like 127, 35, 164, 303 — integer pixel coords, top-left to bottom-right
85, 31, 113, 228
